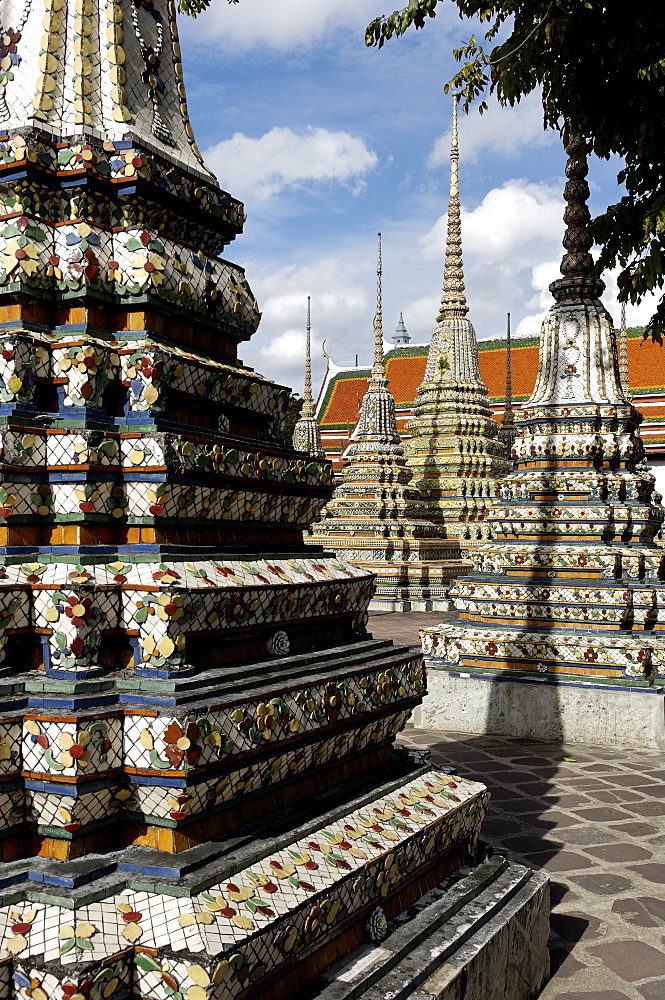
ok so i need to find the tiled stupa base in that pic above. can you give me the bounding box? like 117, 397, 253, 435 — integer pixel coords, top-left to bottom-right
0, 751, 490, 1000
415, 663, 665, 749
368, 565, 458, 613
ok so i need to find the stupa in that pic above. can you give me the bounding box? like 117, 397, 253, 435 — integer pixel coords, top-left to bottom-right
0, 2, 550, 998
291, 296, 324, 458
420, 134, 665, 749
497, 313, 519, 462
309, 236, 466, 611
405, 98, 511, 545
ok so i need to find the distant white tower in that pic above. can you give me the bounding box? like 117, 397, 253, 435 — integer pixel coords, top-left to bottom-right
393, 311, 411, 345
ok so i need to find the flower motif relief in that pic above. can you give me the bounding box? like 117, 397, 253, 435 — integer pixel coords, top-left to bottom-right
366, 905, 388, 942
266, 630, 289, 657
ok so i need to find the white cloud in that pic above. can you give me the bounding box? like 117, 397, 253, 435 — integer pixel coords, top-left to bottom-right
515, 257, 662, 340
418, 178, 564, 341
427, 91, 558, 168
180, 0, 381, 50
239, 177, 655, 400
205, 126, 378, 201
241, 254, 373, 391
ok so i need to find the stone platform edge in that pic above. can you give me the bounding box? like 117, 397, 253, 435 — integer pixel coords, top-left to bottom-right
317, 853, 550, 1000
416, 660, 665, 749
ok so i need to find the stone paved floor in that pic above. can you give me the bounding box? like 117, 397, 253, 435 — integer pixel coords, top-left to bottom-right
369, 612, 665, 999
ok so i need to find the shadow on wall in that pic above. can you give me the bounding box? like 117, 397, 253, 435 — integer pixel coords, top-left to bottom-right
484, 659, 565, 743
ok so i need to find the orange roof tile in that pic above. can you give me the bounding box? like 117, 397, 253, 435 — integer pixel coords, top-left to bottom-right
317, 331, 665, 433
321, 375, 368, 428
385, 354, 427, 404
478, 343, 540, 399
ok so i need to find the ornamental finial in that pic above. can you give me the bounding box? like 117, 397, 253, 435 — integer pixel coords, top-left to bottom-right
372, 233, 385, 376
302, 296, 314, 416
439, 95, 468, 319
550, 132, 604, 301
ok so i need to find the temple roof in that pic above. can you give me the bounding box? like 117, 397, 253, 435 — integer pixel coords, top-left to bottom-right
316, 328, 665, 441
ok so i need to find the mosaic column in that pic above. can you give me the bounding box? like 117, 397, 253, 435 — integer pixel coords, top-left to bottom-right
309, 235, 466, 610
405, 97, 512, 543
422, 134, 665, 734
291, 296, 325, 457
0, 1, 492, 997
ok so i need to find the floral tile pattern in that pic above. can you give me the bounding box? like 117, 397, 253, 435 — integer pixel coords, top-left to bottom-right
0, 3, 492, 998
0, 770, 488, 1000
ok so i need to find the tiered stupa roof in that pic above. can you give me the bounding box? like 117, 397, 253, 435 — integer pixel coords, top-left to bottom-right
309, 235, 467, 610
423, 133, 665, 689
292, 295, 324, 457
0, 2, 493, 996
393, 311, 410, 345
405, 98, 512, 539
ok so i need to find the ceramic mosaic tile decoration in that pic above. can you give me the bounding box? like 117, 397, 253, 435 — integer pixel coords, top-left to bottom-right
0, 1, 490, 996
422, 134, 665, 682
308, 237, 466, 611
405, 99, 512, 542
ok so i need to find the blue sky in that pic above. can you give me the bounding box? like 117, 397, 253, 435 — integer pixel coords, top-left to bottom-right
177, 0, 651, 396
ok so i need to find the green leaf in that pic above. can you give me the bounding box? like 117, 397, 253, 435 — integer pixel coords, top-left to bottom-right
148, 749, 172, 770
135, 953, 162, 972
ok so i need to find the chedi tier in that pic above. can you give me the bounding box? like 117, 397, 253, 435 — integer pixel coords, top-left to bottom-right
309, 236, 466, 611
405, 98, 511, 544
0, 2, 550, 999
420, 134, 665, 749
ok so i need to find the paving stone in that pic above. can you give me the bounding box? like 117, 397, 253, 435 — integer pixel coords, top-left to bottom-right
551, 992, 631, 1000
549, 946, 587, 978
610, 775, 656, 787
573, 806, 632, 822
497, 797, 547, 814
501, 836, 564, 855
399, 726, 664, 998
610, 821, 659, 837
480, 817, 524, 836
540, 793, 592, 808
592, 790, 648, 804
511, 756, 555, 766
488, 786, 527, 800
612, 897, 665, 928
626, 863, 665, 884
529, 810, 583, 829
583, 763, 623, 773
566, 779, 615, 790
550, 881, 581, 906
640, 785, 665, 799
570, 873, 635, 895
527, 766, 578, 778
587, 940, 665, 982
559, 827, 620, 846
550, 911, 605, 942
637, 981, 665, 1000
508, 780, 555, 793
585, 844, 653, 862
629, 802, 665, 817
527, 850, 597, 873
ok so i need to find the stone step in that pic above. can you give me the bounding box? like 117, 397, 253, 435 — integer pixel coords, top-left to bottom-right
316, 855, 549, 1000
